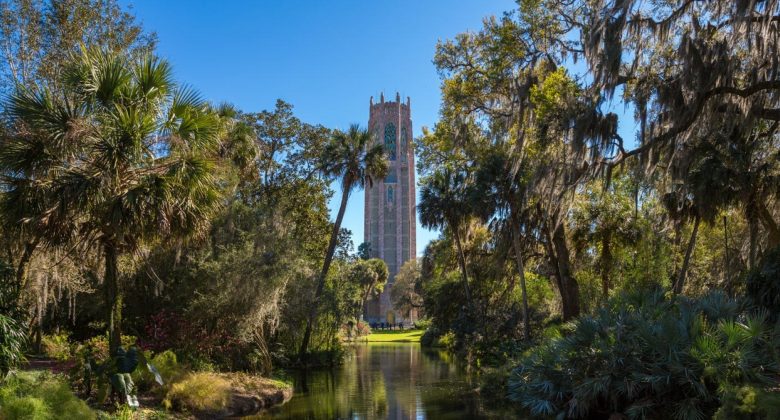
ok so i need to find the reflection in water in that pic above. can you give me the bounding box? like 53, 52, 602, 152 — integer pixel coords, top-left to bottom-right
262, 343, 515, 419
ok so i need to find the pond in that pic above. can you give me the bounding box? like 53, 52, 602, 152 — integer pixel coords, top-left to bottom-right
261, 343, 515, 419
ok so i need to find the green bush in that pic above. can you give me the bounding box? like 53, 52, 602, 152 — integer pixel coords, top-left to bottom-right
132, 349, 182, 393
41, 332, 72, 361
0, 371, 96, 419
436, 331, 456, 351
714, 385, 780, 419
77, 334, 137, 362
414, 318, 433, 330
508, 289, 780, 419
420, 326, 440, 347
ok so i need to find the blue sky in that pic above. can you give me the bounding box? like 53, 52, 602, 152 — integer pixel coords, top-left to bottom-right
123, 0, 516, 256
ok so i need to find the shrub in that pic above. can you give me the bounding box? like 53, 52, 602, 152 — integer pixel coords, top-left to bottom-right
163, 372, 232, 413
355, 321, 372, 337
76, 334, 137, 363
0, 371, 96, 419
150, 350, 183, 384
0, 314, 26, 375
436, 331, 456, 351
714, 385, 780, 419
41, 332, 72, 361
131, 349, 182, 393
508, 289, 780, 419
414, 318, 432, 330
420, 326, 440, 347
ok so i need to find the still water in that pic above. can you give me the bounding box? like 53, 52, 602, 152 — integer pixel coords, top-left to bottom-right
262, 343, 514, 419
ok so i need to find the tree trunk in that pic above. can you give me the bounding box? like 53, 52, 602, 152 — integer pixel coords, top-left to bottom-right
103, 241, 122, 355
674, 215, 700, 295
749, 217, 758, 270
14, 239, 39, 301
299, 187, 351, 361
451, 226, 472, 304
510, 220, 530, 340
671, 219, 683, 285
723, 216, 730, 291
600, 234, 612, 299
757, 202, 780, 248
551, 223, 580, 321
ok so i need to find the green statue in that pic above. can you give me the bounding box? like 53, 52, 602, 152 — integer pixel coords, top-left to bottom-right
87, 345, 163, 408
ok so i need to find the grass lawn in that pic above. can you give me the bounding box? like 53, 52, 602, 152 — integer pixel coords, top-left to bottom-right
363, 329, 424, 343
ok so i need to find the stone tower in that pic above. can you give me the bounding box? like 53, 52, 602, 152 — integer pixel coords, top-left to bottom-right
363, 92, 417, 324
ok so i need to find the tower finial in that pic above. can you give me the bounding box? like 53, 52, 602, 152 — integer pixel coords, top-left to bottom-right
380, 92, 384, 103
396, 92, 400, 102
407, 96, 411, 108
370, 96, 374, 106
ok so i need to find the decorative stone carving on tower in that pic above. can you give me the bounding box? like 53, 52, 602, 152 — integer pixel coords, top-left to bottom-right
364, 92, 417, 324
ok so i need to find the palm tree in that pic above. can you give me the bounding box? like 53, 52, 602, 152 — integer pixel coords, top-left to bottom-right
473, 148, 532, 339
299, 124, 387, 359
1, 48, 222, 353
418, 168, 474, 304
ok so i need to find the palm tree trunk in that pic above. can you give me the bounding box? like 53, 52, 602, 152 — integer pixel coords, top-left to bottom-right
299, 187, 351, 361
510, 221, 530, 340
103, 241, 122, 355
451, 226, 472, 304
550, 223, 579, 321
674, 215, 700, 295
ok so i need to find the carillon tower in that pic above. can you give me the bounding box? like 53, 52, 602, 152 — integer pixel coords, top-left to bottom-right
364, 92, 417, 324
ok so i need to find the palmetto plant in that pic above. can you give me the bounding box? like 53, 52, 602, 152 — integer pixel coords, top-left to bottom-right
0, 314, 26, 376
509, 288, 780, 419
0, 48, 222, 354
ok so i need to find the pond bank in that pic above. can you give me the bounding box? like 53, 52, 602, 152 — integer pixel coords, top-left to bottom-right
8, 362, 293, 419
360, 329, 423, 342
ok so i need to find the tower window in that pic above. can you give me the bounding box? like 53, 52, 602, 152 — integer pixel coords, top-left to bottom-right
386, 186, 394, 205
384, 123, 397, 160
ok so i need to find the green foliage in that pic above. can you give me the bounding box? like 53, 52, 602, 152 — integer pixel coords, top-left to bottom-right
2, 46, 224, 353
529, 67, 579, 122
131, 349, 181, 394
41, 332, 72, 361
509, 289, 779, 419
0, 0, 155, 97
0, 314, 26, 375
391, 259, 423, 319
150, 350, 182, 385
76, 334, 137, 364
0, 371, 96, 419
713, 385, 780, 420
436, 331, 457, 352
0, 260, 18, 314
